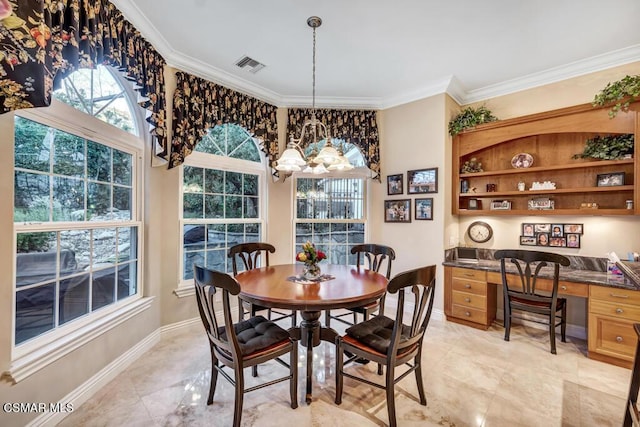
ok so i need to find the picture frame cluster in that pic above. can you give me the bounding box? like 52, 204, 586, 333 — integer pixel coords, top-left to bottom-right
385, 168, 437, 222
520, 223, 583, 248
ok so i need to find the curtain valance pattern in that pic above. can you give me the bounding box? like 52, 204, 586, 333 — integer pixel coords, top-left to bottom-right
0, 0, 167, 154
287, 108, 381, 180
171, 71, 279, 169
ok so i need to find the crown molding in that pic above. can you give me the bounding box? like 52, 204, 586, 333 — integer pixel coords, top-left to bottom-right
462, 44, 640, 105
380, 76, 455, 109
281, 95, 382, 110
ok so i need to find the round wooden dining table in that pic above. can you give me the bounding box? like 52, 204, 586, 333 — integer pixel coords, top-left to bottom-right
235, 263, 388, 404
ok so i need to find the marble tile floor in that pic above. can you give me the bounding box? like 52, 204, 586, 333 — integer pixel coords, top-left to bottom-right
58, 315, 632, 427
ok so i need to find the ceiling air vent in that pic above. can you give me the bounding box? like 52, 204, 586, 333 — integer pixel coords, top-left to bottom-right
235, 56, 266, 74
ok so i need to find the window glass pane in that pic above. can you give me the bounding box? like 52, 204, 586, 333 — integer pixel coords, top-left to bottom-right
16, 243, 57, 287
14, 172, 50, 222
59, 230, 90, 269
183, 166, 203, 192
183, 194, 203, 219
225, 196, 242, 218
184, 225, 206, 251
16, 284, 55, 345
53, 177, 85, 221
195, 124, 261, 162
87, 141, 111, 183
118, 262, 136, 300
93, 227, 117, 265
88, 182, 111, 219
184, 251, 204, 280
243, 174, 258, 196
112, 150, 132, 186
92, 266, 116, 310
244, 197, 259, 218
14, 117, 51, 172
59, 274, 90, 324
205, 169, 224, 194
205, 194, 223, 218
53, 131, 85, 177
113, 186, 132, 217
225, 171, 242, 195
196, 129, 224, 155
207, 224, 225, 249
314, 223, 330, 243
205, 249, 226, 272
245, 223, 261, 242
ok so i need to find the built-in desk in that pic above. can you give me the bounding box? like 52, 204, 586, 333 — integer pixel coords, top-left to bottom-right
443, 259, 640, 368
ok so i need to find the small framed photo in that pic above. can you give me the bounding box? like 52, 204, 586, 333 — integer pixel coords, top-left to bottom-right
550, 237, 566, 247
551, 224, 563, 237
564, 224, 583, 234
384, 199, 411, 223
387, 174, 403, 195
490, 200, 511, 210
468, 199, 481, 210
415, 198, 433, 220
566, 233, 581, 248
597, 172, 625, 187
534, 223, 551, 233
537, 233, 550, 246
522, 223, 535, 237
407, 168, 438, 194
520, 236, 537, 246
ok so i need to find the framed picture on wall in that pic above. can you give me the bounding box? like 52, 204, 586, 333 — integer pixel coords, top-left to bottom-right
407, 168, 438, 194
415, 198, 433, 220
387, 174, 403, 195
384, 199, 411, 223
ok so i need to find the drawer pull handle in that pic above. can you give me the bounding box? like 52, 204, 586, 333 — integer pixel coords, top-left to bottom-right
610, 293, 630, 299
617, 336, 623, 343
464, 298, 471, 303
616, 308, 624, 314
465, 284, 471, 289
464, 273, 474, 277
561, 286, 567, 291
465, 311, 471, 317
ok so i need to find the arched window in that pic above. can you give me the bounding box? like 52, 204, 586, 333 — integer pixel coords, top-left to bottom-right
53, 65, 138, 135
180, 124, 266, 282
13, 66, 144, 352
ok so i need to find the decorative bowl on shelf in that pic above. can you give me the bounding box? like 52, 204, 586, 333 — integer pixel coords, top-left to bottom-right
511, 153, 533, 168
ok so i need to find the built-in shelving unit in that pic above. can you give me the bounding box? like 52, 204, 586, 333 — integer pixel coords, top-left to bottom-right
452, 103, 639, 216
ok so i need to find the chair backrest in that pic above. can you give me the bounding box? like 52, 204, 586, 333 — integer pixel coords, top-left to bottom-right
494, 249, 570, 299
193, 264, 243, 359
624, 323, 640, 427
386, 265, 436, 356
351, 244, 396, 279
228, 242, 276, 276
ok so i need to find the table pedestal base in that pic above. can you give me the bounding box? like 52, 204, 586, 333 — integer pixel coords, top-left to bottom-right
289, 310, 338, 404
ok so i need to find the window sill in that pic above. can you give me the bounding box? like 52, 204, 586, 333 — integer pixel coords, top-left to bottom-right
174, 283, 195, 298
2, 297, 154, 384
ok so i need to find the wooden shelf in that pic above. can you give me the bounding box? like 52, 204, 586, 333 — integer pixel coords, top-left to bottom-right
452, 102, 639, 216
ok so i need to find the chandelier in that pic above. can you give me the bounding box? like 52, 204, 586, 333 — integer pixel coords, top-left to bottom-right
275, 16, 354, 174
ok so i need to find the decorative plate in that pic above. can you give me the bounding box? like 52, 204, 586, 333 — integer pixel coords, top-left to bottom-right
511, 153, 533, 168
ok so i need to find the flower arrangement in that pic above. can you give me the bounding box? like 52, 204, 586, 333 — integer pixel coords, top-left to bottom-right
296, 241, 326, 279
296, 241, 326, 265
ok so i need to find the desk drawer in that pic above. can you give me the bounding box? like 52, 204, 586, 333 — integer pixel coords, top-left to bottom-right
452, 304, 486, 323
451, 267, 486, 281
452, 290, 486, 310
591, 286, 640, 305
535, 280, 589, 297
452, 277, 487, 295
590, 300, 640, 322
589, 315, 637, 359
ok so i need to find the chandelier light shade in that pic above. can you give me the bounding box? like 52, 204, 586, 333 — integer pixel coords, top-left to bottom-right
275, 16, 354, 174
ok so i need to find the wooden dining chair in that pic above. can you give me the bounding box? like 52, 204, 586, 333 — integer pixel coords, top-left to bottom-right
228, 242, 297, 328
494, 249, 571, 354
193, 264, 298, 427
325, 243, 395, 327
335, 265, 436, 427
624, 323, 640, 426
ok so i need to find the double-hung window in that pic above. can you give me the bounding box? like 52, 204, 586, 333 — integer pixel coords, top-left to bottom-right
180, 124, 266, 283
13, 65, 143, 352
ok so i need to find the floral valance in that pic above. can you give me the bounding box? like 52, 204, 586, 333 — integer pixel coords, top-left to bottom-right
0, 0, 167, 155
171, 71, 279, 169
287, 108, 381, 180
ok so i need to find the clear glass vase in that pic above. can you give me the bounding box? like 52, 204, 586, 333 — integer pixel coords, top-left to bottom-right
303, 263, 321, 280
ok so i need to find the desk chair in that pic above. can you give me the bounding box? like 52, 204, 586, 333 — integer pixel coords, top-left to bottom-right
193, 265, 298, 427
335, 265, 436, 427
624, 323, 640, 426
228, 243, 297, 328
325, 244, 395, 327
495, 249, 570, 354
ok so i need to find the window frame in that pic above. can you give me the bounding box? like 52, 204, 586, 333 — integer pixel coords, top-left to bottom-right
175, 126, 268, 296
9, 89, 147, 376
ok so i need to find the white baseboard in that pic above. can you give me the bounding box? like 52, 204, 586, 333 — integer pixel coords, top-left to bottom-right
495, 309, 586, 340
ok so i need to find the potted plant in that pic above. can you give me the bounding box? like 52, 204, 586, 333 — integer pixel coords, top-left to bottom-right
448, 106, 498, 137
593, 74, 640, 118
572, 134, 634, 160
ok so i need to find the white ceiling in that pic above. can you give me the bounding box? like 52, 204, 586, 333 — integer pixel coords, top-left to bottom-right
112, 0, 640, 109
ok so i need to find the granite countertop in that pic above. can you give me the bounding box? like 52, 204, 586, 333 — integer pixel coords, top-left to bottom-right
443, 258, 639, 290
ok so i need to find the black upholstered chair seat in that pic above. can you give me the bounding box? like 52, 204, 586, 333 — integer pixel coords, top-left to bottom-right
345, 315, 412, 354
218, 316, 291, 356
